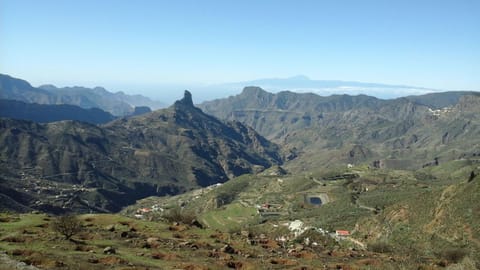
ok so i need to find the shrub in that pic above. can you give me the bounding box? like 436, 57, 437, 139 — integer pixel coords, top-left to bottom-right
368, 241, 392, 253
2, 236, 25, 243
216, 192, 235, 207
468, 171, 476, 182
51, 214, 82, 240
163, 207, 197, 224
442, 248, 468, 263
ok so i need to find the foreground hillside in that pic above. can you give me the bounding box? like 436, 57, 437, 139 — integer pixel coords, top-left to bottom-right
200, 87, 480, 172
0, 91, 282, 213
0, 212, 405, 270
123, 160, 480, 269
1, 160, 478, 269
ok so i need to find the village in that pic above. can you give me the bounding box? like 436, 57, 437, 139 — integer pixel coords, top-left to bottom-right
11, 167, 98, 211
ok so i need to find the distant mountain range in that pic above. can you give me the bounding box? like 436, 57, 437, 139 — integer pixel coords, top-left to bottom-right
0, 74, 166, 116
220, 75, 431, 92
0, 91, 282, 213
189, 75, 450, 102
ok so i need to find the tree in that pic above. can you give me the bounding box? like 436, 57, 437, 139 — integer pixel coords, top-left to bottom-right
51, 214, 82, 240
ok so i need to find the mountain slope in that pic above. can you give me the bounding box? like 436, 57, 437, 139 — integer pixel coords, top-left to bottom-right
0, 74, 165, 116
405, 91, 480, 109
0, 99, 115, 124
201, 86, 383, 114
0, 74, 56, 103
0, 91, 282, 213
353, 162, 480, 260
199, 87, 480, 171
38, 84, 166, 116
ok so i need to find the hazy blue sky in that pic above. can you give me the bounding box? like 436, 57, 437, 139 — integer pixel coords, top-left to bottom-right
1, 0, 479, 97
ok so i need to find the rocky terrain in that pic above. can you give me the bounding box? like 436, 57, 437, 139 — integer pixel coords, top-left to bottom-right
121, 159, 480, 269
0, 91, 283, 213
200, 87, 480, 171
1, 158, 479, 269
0, 212, 407, 270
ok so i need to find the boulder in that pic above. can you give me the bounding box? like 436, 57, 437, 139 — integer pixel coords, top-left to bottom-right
103, 246, 116, 254
105, 225, 115, 232
220, 244, 236, 254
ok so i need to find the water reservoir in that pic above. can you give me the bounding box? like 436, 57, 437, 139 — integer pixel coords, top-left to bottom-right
309, 197, 322, 205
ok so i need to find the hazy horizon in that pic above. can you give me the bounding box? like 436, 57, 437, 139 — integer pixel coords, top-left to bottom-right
3, 71, 479, 105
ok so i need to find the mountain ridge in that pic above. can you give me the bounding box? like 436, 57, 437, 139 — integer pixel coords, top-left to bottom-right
190, 75, 450, 102
0, 73, 165, 116
199, 87, 480, 171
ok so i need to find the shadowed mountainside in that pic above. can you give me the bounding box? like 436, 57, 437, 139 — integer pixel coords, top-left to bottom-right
0, 99, 116, 124
0, 91, 282, 213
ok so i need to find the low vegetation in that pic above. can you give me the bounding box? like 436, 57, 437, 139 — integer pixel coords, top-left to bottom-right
161, 207, 197, 225
51, 214, 83, 240
122, 161, 480, 269
441, 248, 469, 264
2, 161, 480, 269
367, 241, 392, 253
0, 212, 406, 269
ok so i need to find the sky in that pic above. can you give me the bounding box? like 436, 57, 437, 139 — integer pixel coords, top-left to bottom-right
1, 0, 479, 101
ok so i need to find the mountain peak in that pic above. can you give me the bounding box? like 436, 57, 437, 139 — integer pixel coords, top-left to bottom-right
174, 90, 194, 107
241, 86, 269, 95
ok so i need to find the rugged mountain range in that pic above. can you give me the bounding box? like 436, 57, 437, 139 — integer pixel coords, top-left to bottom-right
0, 91, 282, 213
0, 74, 165, 116
2, 74, 479, 214
199, 87, 480, 170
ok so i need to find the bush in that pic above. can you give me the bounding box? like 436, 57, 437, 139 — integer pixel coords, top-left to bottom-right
163, 207, 197, 224
51, 214, 82, 240
442, 248, 468, 263
216, 192, 235, 207
214, 177, 250, 207
368, 241, 392, 253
